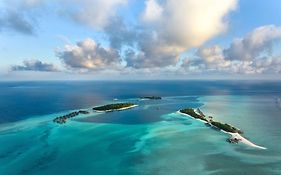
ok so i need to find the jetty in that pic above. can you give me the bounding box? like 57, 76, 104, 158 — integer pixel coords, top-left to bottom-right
53, 110, 90, 124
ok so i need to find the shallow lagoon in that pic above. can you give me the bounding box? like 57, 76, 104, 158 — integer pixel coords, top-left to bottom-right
0, 81, 281, 175
1, 95, 281, 175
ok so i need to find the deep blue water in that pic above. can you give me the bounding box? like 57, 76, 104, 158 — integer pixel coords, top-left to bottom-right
1, 80, 280, 123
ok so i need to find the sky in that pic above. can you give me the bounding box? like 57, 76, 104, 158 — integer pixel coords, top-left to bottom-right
0, 0, 281, 80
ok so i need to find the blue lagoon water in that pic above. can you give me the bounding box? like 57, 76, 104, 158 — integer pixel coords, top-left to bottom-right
0, 81, 281, 175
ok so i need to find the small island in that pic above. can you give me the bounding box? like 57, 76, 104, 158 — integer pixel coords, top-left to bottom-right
179, 108, 242, 133
93, 103, 137, 112
179, 108, 208, 122
210, 121, 243, 134
178, 108, 267, 149
140, 96, 162, 100
53, 110, 90, 124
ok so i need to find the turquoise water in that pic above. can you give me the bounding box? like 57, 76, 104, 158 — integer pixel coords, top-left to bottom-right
1, 95, 281, 175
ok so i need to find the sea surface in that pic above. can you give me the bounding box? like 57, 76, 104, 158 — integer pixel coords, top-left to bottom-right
0, 80, 281, 175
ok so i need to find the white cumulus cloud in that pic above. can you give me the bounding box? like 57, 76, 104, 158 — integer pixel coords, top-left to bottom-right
143, 0, 237, 48
183, 25, 281, 75
11, 60, 59, 72
224, 25, 281, 60
128, 0, 237, 68
57, 38, 122, 71
61, 0, 127, 29
142, 0, 163, 22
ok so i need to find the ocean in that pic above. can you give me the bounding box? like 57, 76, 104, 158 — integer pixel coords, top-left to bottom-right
0, 80, 280, 175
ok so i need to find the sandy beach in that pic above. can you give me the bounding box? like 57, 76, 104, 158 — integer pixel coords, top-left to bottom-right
227, 132, 267, 149
94, 105, 138, 112
177, 110, 267, 150
177, 111, 209, 123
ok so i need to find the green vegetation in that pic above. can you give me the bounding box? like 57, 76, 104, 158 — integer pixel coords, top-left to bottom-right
179, 108, 243, 134
196, 108, 206, 117
93, 103, 135, 111
211, 121, 242, 133
141, 96, 162, 100
53, 110, 89, 124
179, 108, 208, 122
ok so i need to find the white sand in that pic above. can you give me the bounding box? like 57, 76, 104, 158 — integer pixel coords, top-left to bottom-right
94, 105, 138, 112
177, 110, 267, 150
176, 111, 208, 123
227, 132, 267, 150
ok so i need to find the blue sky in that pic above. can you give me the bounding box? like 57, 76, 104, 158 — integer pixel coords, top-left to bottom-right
0, 0, 281, 80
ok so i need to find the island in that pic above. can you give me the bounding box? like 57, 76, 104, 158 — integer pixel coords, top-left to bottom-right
210, 121, 243, 134
93, 103, 137, 112
53, 110, 90, 124
178, 108, 266, 149
140, 96, 162, 100
179, 108, 242, 133
179, 108, 208, 122
54, 103, 137, 124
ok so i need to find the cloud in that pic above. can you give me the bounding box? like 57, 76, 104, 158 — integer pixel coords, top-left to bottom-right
23, 0, 45, 8
11, 60, 59, 72
142, 0, 237, 48
57, 38, 122, 71
104, 18, 137, 50
0, 11, 34, 35
1, 0, 127, 35
125, 0, 237, 68
125, 32, 181, 68
1, 0, 238, 70
0, 0, 46, 35
224, 25, 281, 60
60, 0, 127, 30
0, 8, 35, 35
142, 0, 163, 22
253, 55, 281, 74
197, 45, 231, 69
183, 25, 281, 74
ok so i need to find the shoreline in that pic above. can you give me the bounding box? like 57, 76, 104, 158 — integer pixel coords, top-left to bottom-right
227, 132, 267, 150
93, 105, 138, 112
177, 110, 267, 150
176, 111, 208, 123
